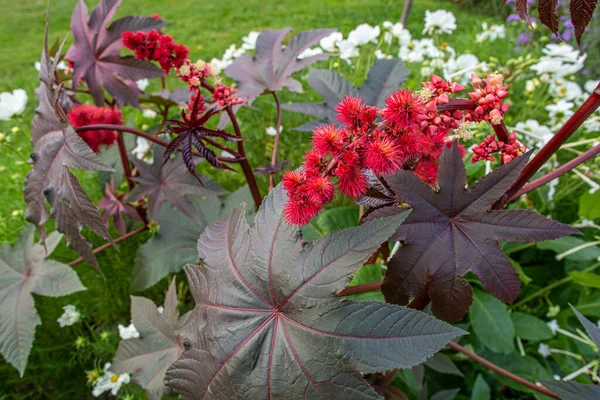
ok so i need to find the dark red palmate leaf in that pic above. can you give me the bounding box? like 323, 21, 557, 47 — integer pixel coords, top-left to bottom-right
129, 146, 225, 220
365, 142, 579, 323
98, 177, 142, 235
164, 96, 243, 181
570, 0, 599, 45
515, 0, 532, 25
25, 21, 115, 271
66, 0, 167, 106
0, 227, 85, 377
165, 185, 465, 399
538, 0, 560, 34
219, 28, 336, 128
112, 278, 186, 400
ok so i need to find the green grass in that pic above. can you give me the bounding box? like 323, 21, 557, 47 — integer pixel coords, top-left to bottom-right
0, 0, 592, 398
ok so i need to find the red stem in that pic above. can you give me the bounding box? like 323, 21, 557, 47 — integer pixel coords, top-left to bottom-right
226, 106, 263, 208
201, 78, 262, 207
437, 98, 477, 112
68, 226, 147, 266
496, 83, 600, 209
492, 121, 509, 143
339, 281, 382, 296
448, 342, 559, 399
508, 143, 600, 202
269, 91, 283, 191
116, 132, 134, 190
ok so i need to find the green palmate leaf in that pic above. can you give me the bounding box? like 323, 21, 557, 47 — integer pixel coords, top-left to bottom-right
131, 186, 254, 291
570, 271, 600, 289
365, 142, 578, 322
282, 59, 410, 131
511, 312, 553, 342
165, 185, 465, 399
471, 374, 491, 400
112, 278, 185, 400
542, 380, 600, 400
470, 289, 515, 354
537, 236, 600, 261
302, 206, 359, 240
424, 353, 463, 377
129, 146, 226, 221
25, 23, 115, 271
579, 191, 600, 221
0, 226, 86, 376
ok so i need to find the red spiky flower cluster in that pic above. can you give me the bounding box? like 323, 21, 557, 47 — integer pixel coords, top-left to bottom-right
122, 30, 189, 72
121, 29, 245, 179
68, 105, 123, 152
283, 73, 515, 226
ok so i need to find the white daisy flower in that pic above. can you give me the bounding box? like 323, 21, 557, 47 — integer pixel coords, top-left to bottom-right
118, 323, 140, 340
423, 10, 457, 35
347, 24, 380, 46
298, 47, 323, 60
136, 79, 149, 91
241, 31, 260, 50
57, 305, 80, 327
319, 32, 343, 52
0, 89, 27, 121
132, 137, 150, 161
92, 363, 131, 397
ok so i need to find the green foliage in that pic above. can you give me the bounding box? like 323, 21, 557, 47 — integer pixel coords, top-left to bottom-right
470, 289, 515, 354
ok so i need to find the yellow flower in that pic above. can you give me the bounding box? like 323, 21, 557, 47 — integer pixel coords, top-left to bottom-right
0, 133, 5, 143
11, 210, 23, 217
11, 126, 19, 133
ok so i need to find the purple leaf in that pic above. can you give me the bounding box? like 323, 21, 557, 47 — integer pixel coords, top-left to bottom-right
65, 0, 167, 107
570, 305, 600, 349
542, 380, 600, 400
26, 27, 116, 271
515, 0, 532, 26
366, 142, 579, 322
538, 0, 560, 34
128, 146, 226, 221
98, 178, 142, 236
131, 186, 255, 291
219, 28, 335, 128
226, 28, 335, 102
0, 226, 85, 376
112, 278, 185, 400
570, 0, 598, 45
165, 185, 465, 399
